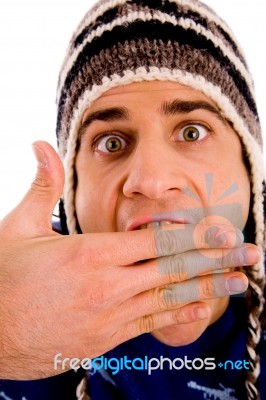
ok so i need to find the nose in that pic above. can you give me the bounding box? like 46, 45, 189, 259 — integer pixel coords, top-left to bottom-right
123, 139, 187, 199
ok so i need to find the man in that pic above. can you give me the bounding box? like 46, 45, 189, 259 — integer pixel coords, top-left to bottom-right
0, 0, 264, 399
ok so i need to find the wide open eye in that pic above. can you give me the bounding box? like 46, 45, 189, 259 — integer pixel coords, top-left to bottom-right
96, 135, 128, 153
177, 124, 209, 142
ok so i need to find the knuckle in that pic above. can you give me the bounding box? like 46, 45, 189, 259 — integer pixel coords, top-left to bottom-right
171, 307, 188, 324
159, 255, 187, 283
200, 276, 215, 298
227, 248, 243, 267
72, 237, 101, 268
155, 230, 177, 256
201, 249, 227, 271
79, 247, 98, 268
31, 174, 50, 192
138, 314, 155, 333
214, 249, 234, 270
154, 287, 169, 311
85, 287, 109, 310
212, 253, 226, 270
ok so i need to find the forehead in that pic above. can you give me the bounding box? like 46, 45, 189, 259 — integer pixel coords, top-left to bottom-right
85, 81, 218, 113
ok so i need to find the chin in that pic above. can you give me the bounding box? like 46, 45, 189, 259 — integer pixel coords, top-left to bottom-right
152, 319, 210, 347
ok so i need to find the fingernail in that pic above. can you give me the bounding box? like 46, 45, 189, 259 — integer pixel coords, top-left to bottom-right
216, 229, 244, 247
234, 247, 260, 266
32, 144, 48, 168
225, 277, 247, 294
205, 227, 232, 247
205, 226, 220, 247
245, 247, 261, 265
194, 307, 209, 320
205, 227, 244, 248
215, 232, 226, 246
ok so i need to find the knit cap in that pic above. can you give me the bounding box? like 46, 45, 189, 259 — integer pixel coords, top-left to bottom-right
56, 1, 265, 399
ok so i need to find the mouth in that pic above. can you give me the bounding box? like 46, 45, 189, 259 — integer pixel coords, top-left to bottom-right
128, 218, 187, 231
138, 220, 185, 229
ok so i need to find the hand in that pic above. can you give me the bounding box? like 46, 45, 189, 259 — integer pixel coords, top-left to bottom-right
0, 141, 259, 379
122, 220, 259, 346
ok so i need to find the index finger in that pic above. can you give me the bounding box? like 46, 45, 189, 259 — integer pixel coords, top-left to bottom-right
154, 223, 244, 258
74, 223, 243, 268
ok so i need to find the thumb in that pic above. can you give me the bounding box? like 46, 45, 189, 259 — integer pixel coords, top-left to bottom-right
1, 141, 65, 238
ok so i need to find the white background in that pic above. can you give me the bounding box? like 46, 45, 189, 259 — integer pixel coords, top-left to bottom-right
0, 1, 265, 217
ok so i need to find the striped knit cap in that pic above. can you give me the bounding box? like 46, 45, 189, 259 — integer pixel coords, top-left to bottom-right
56, 1, 265, 399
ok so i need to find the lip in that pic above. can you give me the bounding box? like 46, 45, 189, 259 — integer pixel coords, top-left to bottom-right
126, 215, 188, 231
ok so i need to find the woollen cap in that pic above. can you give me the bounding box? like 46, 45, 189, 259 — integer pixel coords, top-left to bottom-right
56, 0, 264, 233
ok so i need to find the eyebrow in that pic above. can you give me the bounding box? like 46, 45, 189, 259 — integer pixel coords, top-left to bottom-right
160, 99, 226, 124
79, 107, 130, 138
78, 99, 227, 139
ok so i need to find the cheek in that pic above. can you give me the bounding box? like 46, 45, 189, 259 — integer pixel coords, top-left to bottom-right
75, 172, 119, 233
214, 170, 250, 231
215, 135, 250, 211
75, 178, 99, 232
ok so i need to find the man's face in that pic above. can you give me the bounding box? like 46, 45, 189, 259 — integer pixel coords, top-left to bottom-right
75, 81, 250, 345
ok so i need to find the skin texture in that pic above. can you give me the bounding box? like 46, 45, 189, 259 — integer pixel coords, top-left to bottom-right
75, 81, 251, 346
0, 83, 259, 379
